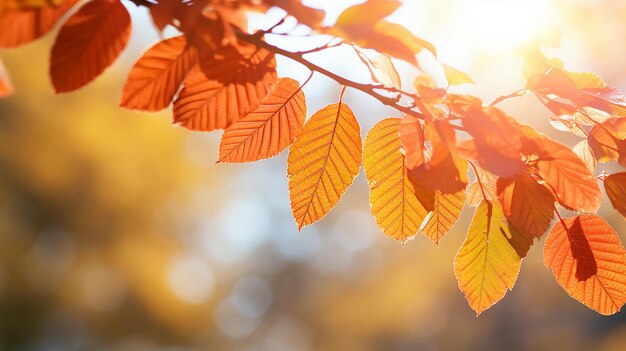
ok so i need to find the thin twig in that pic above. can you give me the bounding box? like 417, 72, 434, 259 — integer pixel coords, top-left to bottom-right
489, 88, 526, 106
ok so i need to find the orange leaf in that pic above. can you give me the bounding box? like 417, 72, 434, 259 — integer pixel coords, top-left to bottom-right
173, 45, 277, 132
218, 78, 306, 163
50, 0, 131, 93
364, 118, 431, 244
121, 36, 198, 112
422, 190, 465, 245
459, 106, 526, 177
288, 102, 362, 230
544, 215, 626, 315
0, 59, 13, 97
0, 0, 78, 48
408, 119, 468, 194
267, 0, 325, 29
497, 173, 554, 253
528, 135, 601, 213
454, 200, 522, 315
399, 114, 425, 169
604, 172, 626, 220
588, 117, 626, 167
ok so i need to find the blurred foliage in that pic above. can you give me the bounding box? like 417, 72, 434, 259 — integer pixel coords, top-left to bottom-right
1, 1, 626, 351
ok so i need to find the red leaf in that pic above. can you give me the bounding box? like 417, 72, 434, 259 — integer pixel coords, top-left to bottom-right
121, 36, 198, 112
0, 0, 78, 48
544, 215, 626, 315
50, 0, 131, 93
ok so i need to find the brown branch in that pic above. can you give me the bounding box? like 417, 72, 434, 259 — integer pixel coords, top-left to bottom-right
235, 31, 427, 119
489, 88, 526, 106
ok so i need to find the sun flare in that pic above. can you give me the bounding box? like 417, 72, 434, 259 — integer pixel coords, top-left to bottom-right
460, 0, 554, 52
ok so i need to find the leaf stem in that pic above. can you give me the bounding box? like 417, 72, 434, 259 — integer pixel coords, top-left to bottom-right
469, 161, 488, 202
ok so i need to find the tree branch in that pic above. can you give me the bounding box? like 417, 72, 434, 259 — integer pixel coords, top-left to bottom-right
235, 31, 427, 119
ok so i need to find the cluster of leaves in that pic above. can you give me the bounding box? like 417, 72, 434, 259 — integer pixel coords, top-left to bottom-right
1, 0, 626, 316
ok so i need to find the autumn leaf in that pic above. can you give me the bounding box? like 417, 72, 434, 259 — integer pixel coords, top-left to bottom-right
288, 102, 362, 230
267, 0, 325, 29
334, 0, 401, 27
604, 173, 626, 220
364, 118, 431, 244
444, 65, 474, 86
466, 166, 497, 207
497, 173, 554, 254
572, 140, 596, 173
50, 0, 131, 93
399, 114, 426, 169
368, 54, 401, 90
544, 215, 626, 315
422, 190, 465, 245
0, 59, 13, 97
218, 78, 306, 163
173, 45, 277, 132
408, 119, 468, 194
328, 1, 435, 66
120, 36, 197, 112
588, 117, 626, 167
459, 106, 526, 177
454, 200, 522, 315
0, 0, 77, 48
526, 135, 601, 213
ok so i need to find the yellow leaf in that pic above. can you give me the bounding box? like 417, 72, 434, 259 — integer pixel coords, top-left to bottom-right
288, 102, 362, 230
443, 64, 474, 86
422, 190, 465, 245
219, 78, 307, 163
454, 201, 522, 315
364, 118, 430, 244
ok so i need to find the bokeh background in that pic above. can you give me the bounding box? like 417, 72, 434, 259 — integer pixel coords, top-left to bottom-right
1, 0, 626, 350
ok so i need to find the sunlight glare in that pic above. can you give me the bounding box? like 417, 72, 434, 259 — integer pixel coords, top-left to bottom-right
461, 0, 554, 52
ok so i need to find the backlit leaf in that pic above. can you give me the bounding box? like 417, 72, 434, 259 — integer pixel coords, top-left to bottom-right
423, 190, 465, 245
408, 119, 468, 194
399, 114, 425, 169
334, 0, 401, 27
466, 167, 497, 207
219, 78, 306, 163
588, 117, 626, 166
444, 64, 474, 86
497, 173, 554, 249
604, 173, 626, 220
544, 215, 626, 315
288, 102, 362, 230
121, 36, 198, 112
572, 140, 596, 173
0, 0, 77, 48
173, 45, 277, 131
454, 201, 522, 315
527, 135, 601, 213
50, 0, 131, 93
364, 118, 431, 244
